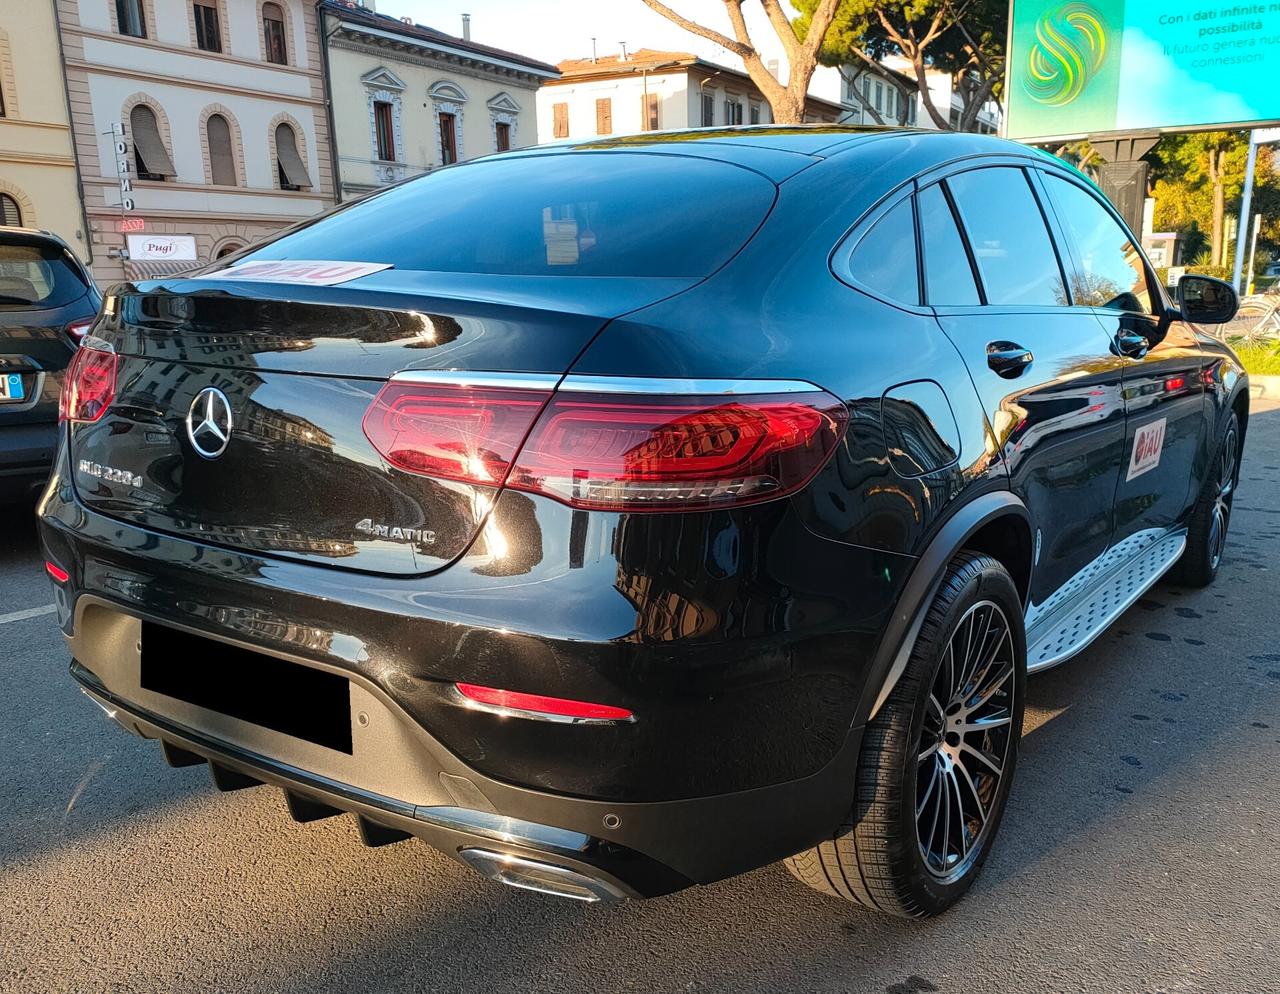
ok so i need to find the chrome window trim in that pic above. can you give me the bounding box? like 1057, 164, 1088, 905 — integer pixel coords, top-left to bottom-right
389, 370, 828, 396
558, 375, 825, 395
390, 369, 561, 391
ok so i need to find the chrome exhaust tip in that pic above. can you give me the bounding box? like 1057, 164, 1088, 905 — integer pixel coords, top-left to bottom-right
459, 848, 629, 904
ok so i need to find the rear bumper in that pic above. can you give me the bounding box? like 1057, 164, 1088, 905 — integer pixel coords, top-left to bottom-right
60, 594, 864, 895
0, 420, 56, 501
72, 662, 671, 900
38, 443, 906, 893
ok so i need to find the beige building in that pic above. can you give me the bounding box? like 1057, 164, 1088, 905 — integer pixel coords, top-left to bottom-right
320, 0, 556, 200
0, 3, 89, 260
55, 0, 335, 284
536, 49, 842, 142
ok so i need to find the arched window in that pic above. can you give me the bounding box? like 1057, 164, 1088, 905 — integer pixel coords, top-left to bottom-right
206, 114, 237, 186
130, 104, 175, 181
215, 242, 243, 259
274, 124, 311, 190
262, 3, 287, 64
0, 193, 21, 227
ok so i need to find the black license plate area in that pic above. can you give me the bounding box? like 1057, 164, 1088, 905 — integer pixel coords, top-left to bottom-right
140, 622, 353, 754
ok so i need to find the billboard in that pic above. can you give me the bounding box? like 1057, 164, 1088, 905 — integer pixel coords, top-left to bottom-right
1005, 1, 1280, 141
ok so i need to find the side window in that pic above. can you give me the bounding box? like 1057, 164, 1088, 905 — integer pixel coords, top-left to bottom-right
947, 167, 1065, 307
919, 184, 980, 306
1042, 174, 1156, 315
848, 197, 919, 306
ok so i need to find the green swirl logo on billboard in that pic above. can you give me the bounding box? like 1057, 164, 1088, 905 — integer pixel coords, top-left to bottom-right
1024, 3, 1109, 107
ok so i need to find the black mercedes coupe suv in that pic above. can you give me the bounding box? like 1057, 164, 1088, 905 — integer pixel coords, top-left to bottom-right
1, 228, 99, 504
39, 128, 1247, 916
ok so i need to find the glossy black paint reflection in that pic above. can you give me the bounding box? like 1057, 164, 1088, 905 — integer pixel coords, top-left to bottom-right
40, 128, 1247, 828
42, 438, 910, 800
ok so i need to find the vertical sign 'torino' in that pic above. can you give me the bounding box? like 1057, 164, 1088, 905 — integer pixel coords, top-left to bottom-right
112, 122, 135, 214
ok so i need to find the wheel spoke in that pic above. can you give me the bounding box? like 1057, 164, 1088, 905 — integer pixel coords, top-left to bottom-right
962, 741, 1004, 776
953, 755, 988, 826
966, 710, 1012, 732
925, 771, 944, 867
949, 769, 970, 858
918, 740, 940, 764
963, 607, 995, 694
965, 630, 1011, 709
968, 654, 1013, 712
939, 766, 952, 867
917, 760, 940, 818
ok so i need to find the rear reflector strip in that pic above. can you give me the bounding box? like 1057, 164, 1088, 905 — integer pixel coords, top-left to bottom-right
45, 561, 69, 583
453, 682, 635, 724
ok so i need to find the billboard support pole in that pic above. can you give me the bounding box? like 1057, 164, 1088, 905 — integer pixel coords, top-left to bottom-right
1090, 132, 1159, 237
1232, 131, 1259, 294
1247, 213, 1261, 296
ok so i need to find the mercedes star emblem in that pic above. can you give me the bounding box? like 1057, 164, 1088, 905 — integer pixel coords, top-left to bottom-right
186, 387, 233, 459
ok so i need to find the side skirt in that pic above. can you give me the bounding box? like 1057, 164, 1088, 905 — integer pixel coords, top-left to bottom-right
1025, 528, 1188, 673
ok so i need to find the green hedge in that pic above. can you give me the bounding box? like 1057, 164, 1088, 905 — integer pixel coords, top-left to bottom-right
1232, 342, 1280, 376
1155, 265, 1234, 286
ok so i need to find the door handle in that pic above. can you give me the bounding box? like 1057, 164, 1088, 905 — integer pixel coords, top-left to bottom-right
1113, 331, 1150, 359
986, 342, 1034, 378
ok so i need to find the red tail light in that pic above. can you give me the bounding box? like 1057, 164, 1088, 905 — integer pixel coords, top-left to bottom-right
363, 375, 848, 512
361, 381, 552, 485
64, 318, 94, 342
45, 561, 70, 583
508, 388, 848, 510
59, 344, 118, 424
455, 682, 634, 722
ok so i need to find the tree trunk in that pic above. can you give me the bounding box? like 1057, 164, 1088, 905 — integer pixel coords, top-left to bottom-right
771, 89, 807, 124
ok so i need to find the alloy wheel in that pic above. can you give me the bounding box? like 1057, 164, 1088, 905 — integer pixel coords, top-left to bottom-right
915, 600, 1017, 883
1209, 419, 1238, 571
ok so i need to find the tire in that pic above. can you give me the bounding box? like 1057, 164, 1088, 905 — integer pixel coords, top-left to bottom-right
785, 552, 1026, 918
1168, 410, 1241, 588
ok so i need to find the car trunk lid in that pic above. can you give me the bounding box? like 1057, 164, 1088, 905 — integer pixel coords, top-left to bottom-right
68, 275, 690, 576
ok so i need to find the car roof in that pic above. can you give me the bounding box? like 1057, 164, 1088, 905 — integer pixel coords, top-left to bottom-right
0, 226, 77, 253
509, 125, 1042, 179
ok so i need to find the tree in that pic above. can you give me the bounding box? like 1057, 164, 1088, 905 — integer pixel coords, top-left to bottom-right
1149, 132, 1274, 266
793, 0, 1008, 132
637, 0, 843, 124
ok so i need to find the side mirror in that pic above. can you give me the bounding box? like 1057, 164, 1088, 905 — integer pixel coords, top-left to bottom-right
1176, 274, 1239, 325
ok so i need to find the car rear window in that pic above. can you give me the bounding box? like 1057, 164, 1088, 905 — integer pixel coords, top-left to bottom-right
235, 153, 777, 279
0, 243, 90, 309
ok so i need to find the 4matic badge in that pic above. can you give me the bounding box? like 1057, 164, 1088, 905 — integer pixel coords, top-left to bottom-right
355, 518, 437, 545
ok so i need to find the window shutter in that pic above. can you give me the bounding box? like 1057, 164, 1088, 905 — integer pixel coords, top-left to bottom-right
130, 105, 176, 177
207, 114, 236, 185
640, 93, 659, 131
0, 194, 21, 227
275, 123, 311, 188
595, 98, 611, 135
553, 102, 568, 139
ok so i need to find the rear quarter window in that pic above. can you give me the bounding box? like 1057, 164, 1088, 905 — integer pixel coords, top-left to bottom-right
845, 197, 920, 305
235, 153, 778, 279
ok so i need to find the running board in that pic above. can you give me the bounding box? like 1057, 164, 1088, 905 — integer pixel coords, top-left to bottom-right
1026, 529, 1187, 673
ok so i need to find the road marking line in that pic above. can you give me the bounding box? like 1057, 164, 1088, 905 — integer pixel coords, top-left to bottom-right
0, 604, 57, 625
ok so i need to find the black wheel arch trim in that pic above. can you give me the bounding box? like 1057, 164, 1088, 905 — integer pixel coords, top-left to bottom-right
855, 490, 1031, 726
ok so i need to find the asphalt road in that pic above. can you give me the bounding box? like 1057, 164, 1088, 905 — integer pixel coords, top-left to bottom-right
2, 399, 1278, 994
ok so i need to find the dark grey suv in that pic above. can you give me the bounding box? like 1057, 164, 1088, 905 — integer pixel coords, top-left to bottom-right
0, 228, 99, 503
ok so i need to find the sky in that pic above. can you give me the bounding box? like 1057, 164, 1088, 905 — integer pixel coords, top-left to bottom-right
368, 0, 846, 101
